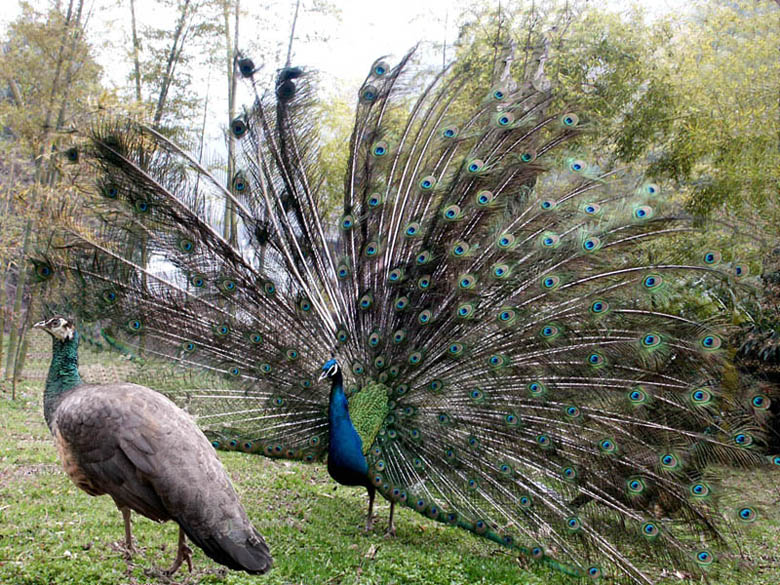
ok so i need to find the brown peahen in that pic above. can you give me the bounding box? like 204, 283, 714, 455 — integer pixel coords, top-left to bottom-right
35, 44, 779, 584
33, 316, 272, 576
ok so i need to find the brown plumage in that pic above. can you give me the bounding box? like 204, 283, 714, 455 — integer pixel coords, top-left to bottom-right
35, 316, 272, 576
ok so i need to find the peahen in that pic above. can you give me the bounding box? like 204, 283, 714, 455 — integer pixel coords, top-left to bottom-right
33, 316, 273, 575
36, 45, 779, 584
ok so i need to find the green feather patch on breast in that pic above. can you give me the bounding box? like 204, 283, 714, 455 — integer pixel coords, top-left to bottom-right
348, 380, 390, 455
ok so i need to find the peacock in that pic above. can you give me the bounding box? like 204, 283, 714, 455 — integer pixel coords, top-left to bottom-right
34, 44, 780, 584
33, 315, 272, 576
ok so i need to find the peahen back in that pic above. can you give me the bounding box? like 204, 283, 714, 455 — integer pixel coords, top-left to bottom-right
37, 46, 778, 584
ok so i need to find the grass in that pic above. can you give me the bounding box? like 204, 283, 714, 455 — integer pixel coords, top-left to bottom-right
1, 375, 778, 585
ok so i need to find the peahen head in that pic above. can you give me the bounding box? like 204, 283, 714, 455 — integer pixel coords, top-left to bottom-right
34, 316, 77, 341
318, 358, 341, 382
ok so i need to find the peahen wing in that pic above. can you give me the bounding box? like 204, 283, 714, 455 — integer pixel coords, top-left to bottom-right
329, 54, 772, 582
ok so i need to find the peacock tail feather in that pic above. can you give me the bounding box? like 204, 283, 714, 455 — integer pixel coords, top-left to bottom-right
35, 47, 778, 584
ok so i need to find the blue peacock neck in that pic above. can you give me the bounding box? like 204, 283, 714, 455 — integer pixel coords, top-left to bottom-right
327, 370, 369, 481
43, 332, 83, 428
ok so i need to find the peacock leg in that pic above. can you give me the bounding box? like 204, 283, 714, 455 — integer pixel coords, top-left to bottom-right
385, 501, 396, 537
365, 485, 376, 531
119, 507, 138, 557
164, 526, 193, 575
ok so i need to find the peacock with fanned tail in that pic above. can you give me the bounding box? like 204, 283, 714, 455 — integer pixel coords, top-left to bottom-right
36, 44, 780, 584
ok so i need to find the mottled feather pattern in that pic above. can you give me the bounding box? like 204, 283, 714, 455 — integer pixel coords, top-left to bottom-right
37, 47, 779, 584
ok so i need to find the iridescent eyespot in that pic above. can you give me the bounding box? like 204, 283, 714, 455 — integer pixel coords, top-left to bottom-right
633, 205, 653, 220
394, 296, 409, 310
418, 310, 432, 324
419, 175, 436, 190
220, 278, 237, 293
582, 237, 600, 252
285, 349, 299, 361
259, 363, 272, 373
492, 89, 505, 100
587, 567, 601, 579
737, 506, 757, 523
337, 264, 350, 279
599, 438, 617, 453
336, 329, 348, 342
641, 522, 659, 539
405, 222, 421, 237
583, 202, 600, 215
690, 388, 713, 404
393, 329, 406, 343
417, 276, 431, 289
699, 334, 722, 350
492, 263, 510, 279
627, 478, 645, 494
228, 366, 241, 377
451, 241, 469, 256
442, 126, 458, 138
359, 293, 373, 309
248, 332, 263, 344
475, 190, 493, 206
388, 268, 405, 283
367, 193, 383, 207
215, 323, 230, 336
733, 433, 753, 447
178, 239, 195, 253
466, 159, 484, 173
299, 298, 312, 312
540, 199, 555, 210
469, 388, 484, 401
565, 405, 580, 417
562, 466, 577, 480
372, 61, 388, 76
541, 275, 561, 290
643, 183, 659, 196
587, 352, 605, 367
448, 342, 464, 356
360, 85, 378, 102
540, 232, 560, 248
408, 351, 423, 365
340, 215, 355, 230
561, 113, 579, 127
352, 362, 365, 375
628, 387, 648, 404
498, 309, 516, 324
416, 251, 432, 264
703, 251, 721, 265
496, 112, 513, 126
660, 453, 679, 469
497, 234, 515, 249
569, 159, 586, 172
565, 516, 581, 532
695, 550, 714, 566
751, 394, 770, 410
442, 204, 461, 220
232, 172, 248, 192
641, 333, 661, 347
230, 118, 247, 138
430, 379, 443, 392
134, 200, 150, 213
520, 151, 536, 162
364, 242, 379, 257
519, 496, 533, 508
127, 319, 142, 331
372, 141, 388, 157
734, 264, 749, 278
263, 281, 276, 295
642, 274, 662, 290
689, 482, 710, 498
102, 183, 119, 198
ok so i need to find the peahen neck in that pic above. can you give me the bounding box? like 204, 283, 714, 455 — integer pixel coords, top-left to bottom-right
327, 370, 369, 481
43, 332, 83, 428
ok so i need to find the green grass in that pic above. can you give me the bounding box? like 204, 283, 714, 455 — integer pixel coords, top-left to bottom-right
1, 379, 778, 585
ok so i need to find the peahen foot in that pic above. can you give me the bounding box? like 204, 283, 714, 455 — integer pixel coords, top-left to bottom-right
118, 507, 139, 559
163, 526, 193, 576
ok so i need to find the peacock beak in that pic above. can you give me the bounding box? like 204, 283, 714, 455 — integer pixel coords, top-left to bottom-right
318, 371, 328, 383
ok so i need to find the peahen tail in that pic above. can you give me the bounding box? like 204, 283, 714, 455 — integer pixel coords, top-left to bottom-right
36, 45, 778, 584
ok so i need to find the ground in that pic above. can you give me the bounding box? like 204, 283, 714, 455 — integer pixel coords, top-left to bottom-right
0, 380, 778, 585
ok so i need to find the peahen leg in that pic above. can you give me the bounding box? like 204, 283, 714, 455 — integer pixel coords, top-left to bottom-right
385, 501, 396, 538
164, 525, 193, 576
119, 507, 138, 558
365, 485, 376, 532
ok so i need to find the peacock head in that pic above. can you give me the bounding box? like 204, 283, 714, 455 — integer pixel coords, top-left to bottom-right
318, 358, 340, 382
34, 316, 76, 341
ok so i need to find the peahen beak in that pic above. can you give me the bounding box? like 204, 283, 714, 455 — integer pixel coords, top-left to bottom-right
33, 320, 47, 329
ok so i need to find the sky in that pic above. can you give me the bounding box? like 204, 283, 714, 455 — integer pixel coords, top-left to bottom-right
1, 0, 692, 150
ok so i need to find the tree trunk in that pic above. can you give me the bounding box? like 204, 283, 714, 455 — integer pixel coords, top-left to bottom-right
4, 220, 31, 380
129, 0, 143, 103
222, 0, 239, 246
152, 0, 193, 127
